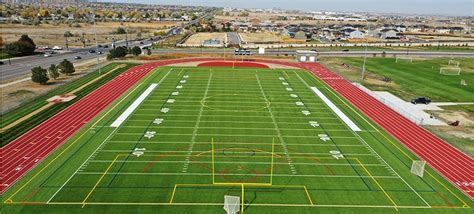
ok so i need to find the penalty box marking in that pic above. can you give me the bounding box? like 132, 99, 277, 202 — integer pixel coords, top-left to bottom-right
310, 87, 361, 132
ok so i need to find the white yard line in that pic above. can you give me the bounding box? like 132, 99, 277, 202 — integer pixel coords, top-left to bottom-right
182, 73, 212, 172
107, 140, 365, 147
114, 133, 358, 139
255, 72, 298, 175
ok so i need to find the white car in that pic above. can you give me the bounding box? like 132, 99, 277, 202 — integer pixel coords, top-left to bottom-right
52, 46, 63, 50
44, 54, 51, 57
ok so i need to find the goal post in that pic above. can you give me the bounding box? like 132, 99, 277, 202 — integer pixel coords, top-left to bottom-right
410, 160, 426, 177
224, 195, 241, 214
448, 59, 460, 67
395, 57, 413, 63
440, 67, 461, 75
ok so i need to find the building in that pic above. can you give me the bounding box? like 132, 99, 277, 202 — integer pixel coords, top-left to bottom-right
296, 50, 318, 62
380, 29, 399, 39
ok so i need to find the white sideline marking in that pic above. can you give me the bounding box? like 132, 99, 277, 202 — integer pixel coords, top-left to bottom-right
310, 87, 361, 132
110, 84, 158, 127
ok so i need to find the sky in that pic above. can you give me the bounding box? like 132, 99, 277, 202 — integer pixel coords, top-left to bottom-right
104, 0, 473, 16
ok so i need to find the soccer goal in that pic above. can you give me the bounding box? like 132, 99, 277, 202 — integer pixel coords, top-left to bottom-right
395, 57, 413, 63
440, 67, 461, 75
448, 59, 460, 67
410, 160, 426, 177
224, 195, 241, 214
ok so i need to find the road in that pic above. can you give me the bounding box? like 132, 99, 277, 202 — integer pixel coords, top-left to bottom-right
0, 13, 216, 82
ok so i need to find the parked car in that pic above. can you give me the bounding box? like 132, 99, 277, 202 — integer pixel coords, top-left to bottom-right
89, 49, 96, 53
74, 56, 82, 60
0, 61, 4, 65
44, 54, 51, 57
103, 45, 109, 48
52, 46, 62, 50
411, 97, 431, 105
97, 51, 103, 55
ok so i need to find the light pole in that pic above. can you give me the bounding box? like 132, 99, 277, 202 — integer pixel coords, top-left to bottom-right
361, 20, 370, 81
93, 11, 101, 75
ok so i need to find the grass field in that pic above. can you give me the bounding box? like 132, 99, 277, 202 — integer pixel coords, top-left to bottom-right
320, 57, 474, 102
2, 66, 472, 213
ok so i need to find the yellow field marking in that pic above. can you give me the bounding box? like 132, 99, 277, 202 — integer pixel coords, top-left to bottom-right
355, 158, 399, 211
283, 71, 290, 79
303, 185, 314, 205
306, 71, 470, 206
81, 154, 122, 208
177, 68, 183, 76
212, 138, 215, 184
241, 183, 245, 214
169, 184, 178, 204
3, 68, 162, 203
270, 138, 275, 185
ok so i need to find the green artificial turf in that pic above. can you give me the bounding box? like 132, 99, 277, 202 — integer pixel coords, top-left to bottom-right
2, 67, 472, 213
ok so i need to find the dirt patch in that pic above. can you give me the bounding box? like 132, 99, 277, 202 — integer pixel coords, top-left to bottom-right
184, 33, 226, 45
1, 22, 180, 48
239, 32, 283, 43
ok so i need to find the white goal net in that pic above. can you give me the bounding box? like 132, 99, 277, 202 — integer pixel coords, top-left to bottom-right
448, 59, 460, 67
440, 67, 461, 75
395, 57, 413, 63
224, 195, 241, 214
410, 160, 426, 177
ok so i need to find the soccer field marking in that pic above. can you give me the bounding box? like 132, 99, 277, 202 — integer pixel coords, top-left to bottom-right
255, 72, 297, 175
97, 150, 376, 157
142, 100, 325, 105
293, 71, 432, 207
182, 72, 212, 173
46, 69, 174, 203
110, 83, 159, 127
81, 154, 122, 208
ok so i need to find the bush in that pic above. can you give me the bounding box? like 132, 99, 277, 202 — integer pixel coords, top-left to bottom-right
107, 46, 128, 60
130, 46, 142, 56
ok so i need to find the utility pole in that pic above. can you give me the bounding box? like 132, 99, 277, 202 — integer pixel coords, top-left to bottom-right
361, 20, 369, 81
93, 10, 101, 75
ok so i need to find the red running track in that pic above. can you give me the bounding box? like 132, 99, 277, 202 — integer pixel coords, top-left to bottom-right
1, 58, 472, 201
197, 61, 269, 68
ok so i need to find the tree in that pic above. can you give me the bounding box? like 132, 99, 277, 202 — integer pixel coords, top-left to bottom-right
107, 46, 128, 60
48, 64, 60, 80
58, 59, 75, 75
64, 31, 74, 51
31, 66, 49, 85
130, 46, 142, 56
5, 34, 36, 56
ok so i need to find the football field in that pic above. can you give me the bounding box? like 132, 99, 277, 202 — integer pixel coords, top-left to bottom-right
3, 66, 472, 213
